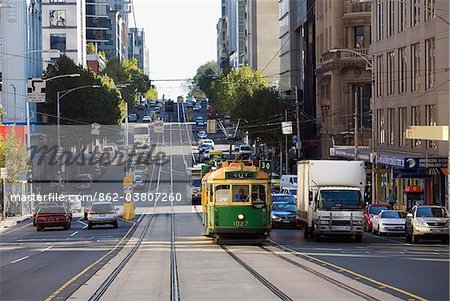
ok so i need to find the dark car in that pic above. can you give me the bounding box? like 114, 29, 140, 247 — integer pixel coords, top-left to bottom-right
35, 206, 71, 231
363, 204, 393, 231
271, 202, 299, 228
272, 193, 296, 204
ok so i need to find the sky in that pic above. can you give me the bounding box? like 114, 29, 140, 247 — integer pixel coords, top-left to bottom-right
133, 0, 221, 100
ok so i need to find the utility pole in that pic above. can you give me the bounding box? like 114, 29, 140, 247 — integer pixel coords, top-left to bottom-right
285, 109, 289, 174
354, 89, 358, 161
295, 86, 301, 160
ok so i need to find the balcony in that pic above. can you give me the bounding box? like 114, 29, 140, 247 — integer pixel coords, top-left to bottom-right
343, 0, 371, 14
339, 48, 369, 59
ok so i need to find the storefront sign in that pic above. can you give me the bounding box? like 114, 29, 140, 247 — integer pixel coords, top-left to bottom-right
377, 154, 448, 169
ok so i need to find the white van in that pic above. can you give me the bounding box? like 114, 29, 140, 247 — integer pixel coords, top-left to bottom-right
280, 175, 297, 189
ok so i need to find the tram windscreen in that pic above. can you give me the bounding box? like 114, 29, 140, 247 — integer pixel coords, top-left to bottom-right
232, 185, 250, 202
215, 185, 230, 203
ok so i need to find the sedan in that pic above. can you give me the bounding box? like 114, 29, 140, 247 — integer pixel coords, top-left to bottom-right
32, 202, 59, 226
142, 115, 152, 123
36, 206, 71, 231
128, 113, 138, 122
197, 131, 207, 139
87, 202, 119, 229
271, 202, 298, 228
363, 204, 393, 231
371, 210, 406, 235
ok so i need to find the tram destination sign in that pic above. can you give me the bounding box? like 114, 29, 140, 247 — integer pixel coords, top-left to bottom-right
225, 171, 256, 180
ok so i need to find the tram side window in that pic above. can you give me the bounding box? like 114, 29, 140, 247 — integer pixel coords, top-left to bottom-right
252, 185, 266, 204
215, 185, 230, 203
232, 185, 250, 202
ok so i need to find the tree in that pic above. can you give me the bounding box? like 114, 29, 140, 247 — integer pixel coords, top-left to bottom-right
40, 55, 125, 125
188, 60, 217, 100
145, 88, 158, 101
211, 66, 269, 115
4, 128, 28, 182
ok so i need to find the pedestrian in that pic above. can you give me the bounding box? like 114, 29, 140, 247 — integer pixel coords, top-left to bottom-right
387, 189, 396, 208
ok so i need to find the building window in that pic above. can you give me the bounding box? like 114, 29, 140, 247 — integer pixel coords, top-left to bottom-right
411, 43, 420, 91
398, 1, 407, 32
411, 0, 420, 26
425, 38, 435, 90
49, 10, 66, 27
411, 106, 421, 148
377, 1, 383, 40
387, 1, 395, 36
387, 51, 395, 95
399, 107, 407, 147
398, 47, 407, 93
425, 105, 437, 148
354, 26, 364, 48
50, 34, 66, 51
388, 108, 395, 145
425, 0, 435, 21
378, 109, 385, 145
376, 55, 384, 97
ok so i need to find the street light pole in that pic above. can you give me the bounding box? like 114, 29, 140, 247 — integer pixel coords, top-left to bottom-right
295, 86, 301, 160
10, 84, 16, 124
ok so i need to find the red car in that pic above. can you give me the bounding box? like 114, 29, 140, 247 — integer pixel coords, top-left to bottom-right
363, 204, 393, 231
35, 206, 71, 231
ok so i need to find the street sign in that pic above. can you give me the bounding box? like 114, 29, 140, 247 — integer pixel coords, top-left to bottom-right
292, 135, 297, 144
154, 119, 164, 133
207, 119, 217, 133
0, 168, 8, 179
281, 121, 293, 135
91, 123, 100, 135
259, 160, 272, 173
27, 78, 46, 103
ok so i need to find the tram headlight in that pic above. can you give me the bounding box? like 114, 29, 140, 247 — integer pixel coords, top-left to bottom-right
237, 213, 245, 220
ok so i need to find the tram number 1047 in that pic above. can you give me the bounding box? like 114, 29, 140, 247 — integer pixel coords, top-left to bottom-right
233, 220, 249, 227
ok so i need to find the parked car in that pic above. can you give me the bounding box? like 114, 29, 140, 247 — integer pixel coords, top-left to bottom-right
197, 131, 207, 139
238, 145, 252, 159
142, 115, 152, 123
280, 187, 297, 199
198, 139, 214, 149
35, 206, 71, 231
405, 205, 449, 244
76, 174, 93, 190
271, 202, 299, 228
363, 204, 393, 231
128, 113, 138, 122
371, 210, 406, 235
272, 193, 296, 204
87, 202, 119, 229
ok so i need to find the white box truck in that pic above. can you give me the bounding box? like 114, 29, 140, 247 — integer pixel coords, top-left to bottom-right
297, 160, 366, 242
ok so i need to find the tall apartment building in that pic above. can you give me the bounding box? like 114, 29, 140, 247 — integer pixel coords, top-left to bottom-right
370, 0, 449, 209
217, 0, 246, 73
216, 17, 229, 73
279, 0, 318, 159
0, 0, 42, 124
42, 0, 86, 69
128, 27, 145, 71
316, 0, 372, 159
245, 0, 279, 80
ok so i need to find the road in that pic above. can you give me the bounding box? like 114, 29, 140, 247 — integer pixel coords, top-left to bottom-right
0, 102, 448, 301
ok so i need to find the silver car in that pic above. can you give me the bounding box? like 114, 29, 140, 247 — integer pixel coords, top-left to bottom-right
87, 202, 119, 229
405, 205, 449, 244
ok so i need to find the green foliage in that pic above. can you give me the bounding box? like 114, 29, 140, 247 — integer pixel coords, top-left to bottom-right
102, 59, 151, 109
0, 137, 4, 168
98, 51, 107, 62
40, 55, 125, 125
211, 66, 269, 115
86, 42, 97, 54
145, 88, 158, 101
4, 128, 28, 182
188, 60, 217, 100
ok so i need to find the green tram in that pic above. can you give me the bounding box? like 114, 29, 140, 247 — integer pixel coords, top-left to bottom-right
201, 161, 272, 242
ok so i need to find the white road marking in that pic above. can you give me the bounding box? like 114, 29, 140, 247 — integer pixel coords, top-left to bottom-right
41, 246, 53, 252
3, 222, 32, 234
69, 231, 79, 237
11, 256, 29, 264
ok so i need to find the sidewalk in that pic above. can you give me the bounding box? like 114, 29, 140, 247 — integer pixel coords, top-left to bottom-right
0, 215, 32, 234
